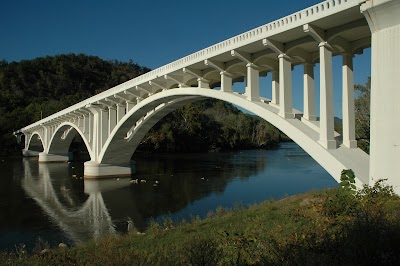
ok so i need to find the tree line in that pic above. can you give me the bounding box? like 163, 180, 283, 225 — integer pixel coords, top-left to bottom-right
0, 54, 286, 155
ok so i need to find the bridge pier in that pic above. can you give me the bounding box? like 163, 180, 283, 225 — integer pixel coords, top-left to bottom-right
83, 161, 134, 178
22, 149, 41, 157
38, 152, 71, 163
361, 0, 400, 191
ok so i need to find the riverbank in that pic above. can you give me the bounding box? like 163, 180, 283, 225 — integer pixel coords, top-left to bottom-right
2, 181, 400, 265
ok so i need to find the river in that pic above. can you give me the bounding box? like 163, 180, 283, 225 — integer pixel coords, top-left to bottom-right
0, 142, 337, 251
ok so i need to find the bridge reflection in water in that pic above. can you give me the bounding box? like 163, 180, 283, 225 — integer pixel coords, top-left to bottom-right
20, 151, 267, 244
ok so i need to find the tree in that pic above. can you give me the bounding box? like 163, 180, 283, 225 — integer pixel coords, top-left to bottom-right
355, 78, 371, 153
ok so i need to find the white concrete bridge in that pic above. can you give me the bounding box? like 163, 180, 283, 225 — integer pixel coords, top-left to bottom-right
14, 0, 400, 191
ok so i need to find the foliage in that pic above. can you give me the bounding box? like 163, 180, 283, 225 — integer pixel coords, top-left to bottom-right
355, 77, 371, 153
0, 54, 150, 155
339, 169, 356, 193
1, 54, 284, 156
185, 238, 222, 266
139, 99, 284, 153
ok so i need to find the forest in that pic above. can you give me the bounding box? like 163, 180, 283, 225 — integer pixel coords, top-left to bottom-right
0, 54, 287, 155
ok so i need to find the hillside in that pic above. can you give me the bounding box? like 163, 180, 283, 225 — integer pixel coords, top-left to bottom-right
0, 54, 284, 155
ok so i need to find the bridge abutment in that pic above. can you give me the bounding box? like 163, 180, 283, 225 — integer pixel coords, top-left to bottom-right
361, 0, 400, 191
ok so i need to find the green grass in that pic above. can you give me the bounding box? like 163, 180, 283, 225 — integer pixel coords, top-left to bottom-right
2, 181, 400, 265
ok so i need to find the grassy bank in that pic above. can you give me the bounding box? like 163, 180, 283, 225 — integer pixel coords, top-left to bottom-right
2, 178, 400, 265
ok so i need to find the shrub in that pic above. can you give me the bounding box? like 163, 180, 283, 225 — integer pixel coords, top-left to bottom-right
185, 238, 222, 266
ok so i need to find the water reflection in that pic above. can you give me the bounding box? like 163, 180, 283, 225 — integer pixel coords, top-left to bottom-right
22, 160, 122, 243
20, 151, 267, 244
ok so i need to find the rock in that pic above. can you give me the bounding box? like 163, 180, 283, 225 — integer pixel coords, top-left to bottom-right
59, 243, 67, 248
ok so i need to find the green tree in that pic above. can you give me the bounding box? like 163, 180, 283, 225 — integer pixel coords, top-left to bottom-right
355, 78, 371, 153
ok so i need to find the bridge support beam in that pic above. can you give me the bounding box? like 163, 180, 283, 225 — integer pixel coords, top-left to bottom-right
197, 78, 210, 89
84, 161, 133, 178
117, 104, 125, 122
271, 70, 279, 106
126, 101, 136, 112
342, 53, 357, 149
108, 107, 117, 134
99, 109, 108, 147
302, 62, 316, 121
318, 42, 336, 149
246, 63, 260, 101
278, 54, 294, 119
361, 0, 400, 191
220, 71, 233, 92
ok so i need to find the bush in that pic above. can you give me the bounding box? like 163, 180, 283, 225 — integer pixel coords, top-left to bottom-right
185, 238, 222, 266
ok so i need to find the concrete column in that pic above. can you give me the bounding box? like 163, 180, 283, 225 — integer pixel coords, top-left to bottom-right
42, 126, 49, 152
303, 62, 316, 121
220, 71, 233, 92
24, 133, 30, 150
342, 53, 357, 149
91, 112, 99, 160
278, 54, 294, 118
100, 109, 108, 148
198, 78, 210, 89
126, 101, 136, 113
83, 114, 90, 141
117, 104, 125, 122
246, 63, 260, 101
361, 0, 400, 190
318, 42, 336, 149
88, 114, 93, 143
271, 70, 279, 105
108, 107, 117, 135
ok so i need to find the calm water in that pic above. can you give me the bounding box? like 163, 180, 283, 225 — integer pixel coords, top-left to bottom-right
0, 142, 337, 251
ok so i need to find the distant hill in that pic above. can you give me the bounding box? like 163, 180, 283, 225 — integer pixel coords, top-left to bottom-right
0, 54, 284, 155
0, 54, 150, 154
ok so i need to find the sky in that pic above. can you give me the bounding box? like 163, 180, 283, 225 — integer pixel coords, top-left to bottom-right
0, 0, 371, 118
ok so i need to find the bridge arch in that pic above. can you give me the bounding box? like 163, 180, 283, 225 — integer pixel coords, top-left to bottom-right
48, 122, 94, 161
99, 88, 368, 186
27, 131, 45, 152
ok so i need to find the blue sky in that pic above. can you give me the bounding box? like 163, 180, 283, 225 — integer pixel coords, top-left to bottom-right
0, 0, 371, 117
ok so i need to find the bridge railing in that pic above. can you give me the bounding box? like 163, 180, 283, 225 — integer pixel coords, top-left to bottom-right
15, 0, 359, 134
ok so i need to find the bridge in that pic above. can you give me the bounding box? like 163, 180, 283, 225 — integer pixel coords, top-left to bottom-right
14, 0, 400, 191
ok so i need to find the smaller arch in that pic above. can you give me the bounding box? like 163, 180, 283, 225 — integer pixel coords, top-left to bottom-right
253, 57, 279, 71
226, 64, 247, 77
285, 36, 315, 55
167, 83, 180, 90
48, 122, 94, 161
153, 88, 163, 94
203, 68, 220, 82
27, 131, 45, 152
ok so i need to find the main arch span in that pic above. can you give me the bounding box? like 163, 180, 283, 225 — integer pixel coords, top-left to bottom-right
14, 0, 400, 191
96, 88, 369, 186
